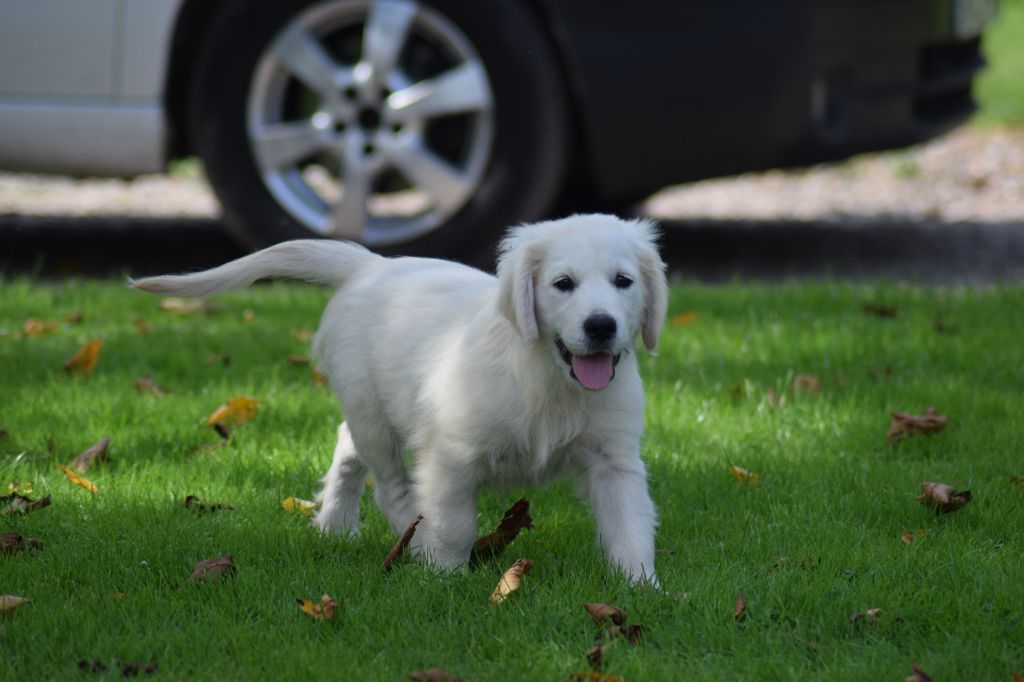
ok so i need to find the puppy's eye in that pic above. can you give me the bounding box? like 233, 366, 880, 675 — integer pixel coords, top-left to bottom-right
613, 274, 634, 289
553, 276, 575, 292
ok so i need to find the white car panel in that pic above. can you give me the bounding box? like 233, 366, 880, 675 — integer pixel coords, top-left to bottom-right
119, 0, 183, 98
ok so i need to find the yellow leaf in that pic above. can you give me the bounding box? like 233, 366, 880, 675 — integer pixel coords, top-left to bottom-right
291, 329, 313, 343
671, 311, 699, 327
23, 319, 60, 338
54, 464, 97, 494
63, 339, 103, 376
132, 317, 152, 335
282, 496, 318, 517
159, 297, 208, 314
729, 465, 759, 486
242, 309, 255, 323
205, 397, 259, 427
296, 593, 337, 620
6, 482, 33, 495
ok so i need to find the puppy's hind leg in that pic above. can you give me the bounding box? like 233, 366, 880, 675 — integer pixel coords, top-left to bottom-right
346, 421, 417, 536
312, 421, 367, 536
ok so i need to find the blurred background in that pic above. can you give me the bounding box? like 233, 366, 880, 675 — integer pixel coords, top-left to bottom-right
0, 0, 1021, 281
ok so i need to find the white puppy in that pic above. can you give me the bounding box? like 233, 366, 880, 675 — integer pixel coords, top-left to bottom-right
132, 214, 668, 584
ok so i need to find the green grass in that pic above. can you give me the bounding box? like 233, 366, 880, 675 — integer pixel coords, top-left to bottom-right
975, 0, 1024, 124
1, 279, 1023, 680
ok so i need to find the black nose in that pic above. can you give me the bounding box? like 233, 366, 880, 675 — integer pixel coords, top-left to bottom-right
583, 314, 617, 343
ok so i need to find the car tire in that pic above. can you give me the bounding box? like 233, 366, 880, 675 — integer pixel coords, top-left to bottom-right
190, 0, 569, 266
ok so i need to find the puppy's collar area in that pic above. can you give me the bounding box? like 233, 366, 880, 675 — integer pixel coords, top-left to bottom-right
555, 337, 621, 391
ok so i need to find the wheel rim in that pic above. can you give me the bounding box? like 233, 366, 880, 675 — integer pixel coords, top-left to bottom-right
247, 0, 494, 247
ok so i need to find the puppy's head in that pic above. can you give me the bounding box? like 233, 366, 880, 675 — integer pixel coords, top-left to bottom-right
497, 214, 668, 391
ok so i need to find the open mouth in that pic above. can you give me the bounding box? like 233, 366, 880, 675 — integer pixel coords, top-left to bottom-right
555, 337, 621, 391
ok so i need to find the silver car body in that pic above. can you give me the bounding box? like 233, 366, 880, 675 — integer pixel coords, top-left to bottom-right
0, 0, 181, 176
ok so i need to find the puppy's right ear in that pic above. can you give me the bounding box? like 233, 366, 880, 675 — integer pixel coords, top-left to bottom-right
496, 232, 540, 343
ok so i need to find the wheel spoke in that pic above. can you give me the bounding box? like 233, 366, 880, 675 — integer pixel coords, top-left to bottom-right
379, 137, 472, 213
251, 121, 329, 170
270, 23, 346, 100
329, 132, 371, 239
362, 0, 418, 89
387, 60, 492, 122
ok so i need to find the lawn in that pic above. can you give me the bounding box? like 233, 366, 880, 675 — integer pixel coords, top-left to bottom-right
976, 0, 1024, 124
1, 279, 1022, 680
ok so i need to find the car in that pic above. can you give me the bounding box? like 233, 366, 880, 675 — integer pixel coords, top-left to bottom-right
0, 0, 998, 264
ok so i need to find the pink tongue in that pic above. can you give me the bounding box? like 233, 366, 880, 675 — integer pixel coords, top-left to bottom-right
571, 353, 614, 390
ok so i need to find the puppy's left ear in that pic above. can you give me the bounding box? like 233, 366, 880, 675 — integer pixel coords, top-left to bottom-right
496, 231, 540, 343
633, 221, 669, 352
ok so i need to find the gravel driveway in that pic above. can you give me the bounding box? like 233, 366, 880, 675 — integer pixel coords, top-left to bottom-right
1, 126, 1022, 226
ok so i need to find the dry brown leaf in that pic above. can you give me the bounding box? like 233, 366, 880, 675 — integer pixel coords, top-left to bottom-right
765, 389, 781, 408
63, 339, 103, 376
850, 607, 883, 625
160, 297, 214, 315
0, 429, 7, 439
792, 374, 820, 397
77, 659, 107, 673
132, 317, 153, 335
598, 623, 645, 645
568, 673, 626, 682
734, 592, 747, 621
906, 663, 932, 682
671, 311, 699, 326
470, 498, 533, 566
190, 555, 235, 582
863, 303, 898, 318
203, 352, 231, 366
384, 514, 424, 572
119, 661, 158, 676
871, 366, 894, 381
1013, 673, 1024, 682
768, 555, 820, 571
900, 532, 915, 545
296, 593, 338, 620
282, 496, 318, 517
133, 376, 166, 397
586, 642, 613, 670
918, 482, 972, 514
70, 436, 111, 473
23, 318, 60, 338
206, 396, 259, 427
491, 558, 533, 604
1, 532, 43, 555
0, 492, 51, 516
407, 669, 464, 682
65, 311, 84, 325
0, 595, 30, 614
287, 354, 311, 365
182, 495, 234, 513
291, 328, 314, 343
888, 407, 948, 441
54, 464, 97, 493
1010, 475, 1024, 488
729, 465, 759, 486
584, 603, 626, 626
311, 370, 329, 386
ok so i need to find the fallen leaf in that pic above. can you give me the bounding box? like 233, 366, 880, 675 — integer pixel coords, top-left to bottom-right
734, 592, 747, 621
206, 396, 259, 427
1, 532, 43, 555
132, 317, 152, 335
190, 555, 235, 582
0, 429, 7, 439
0, 492, 51, 516
1010, 475, 1024, 488
918, 482, 971, 514
203, 352, 231, 366
792, 374, 820, 397
1013, 674, 1024, 682
160, 297, 211, 315
288, 354, 311, 365
906, 662, 932, 682
584, 603, 626, 626
933, 316, 958, 335
119, 661, 158, 677
586, 642, 613, 670
568, 673, 626, 682
296, 593, 337, 620
0, 595, 30, 614
671, 311, 699, 326
182, 495, 233, 513
599, 623, 645, 645
470, 498, 533, 566
23, 318, 60, 338
291, 328, 313, 343
729, 465, 759, 486
242, 309, 255, 323
77, 659, 107, 673
407, 669, 464, 682
282, 496, 319, 517
863, 303, 898, 318
850, 607, 883, 625
70, 436, 111, 473
65, 311, 84, 325
768, 555, 820, 571
765, 389, 781, 408
63, 339, 103, 376
491, 558, 533, 604
54, 464, 97, 494
133, 376, 166, 397
384, 514, 424, 572
311, 370, 329, 386
871, 366, 894, 381
901, 528, 926, 544
888, 407, 948, 441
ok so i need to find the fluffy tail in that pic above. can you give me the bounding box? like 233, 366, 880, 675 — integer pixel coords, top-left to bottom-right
129, 240, 377, 297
